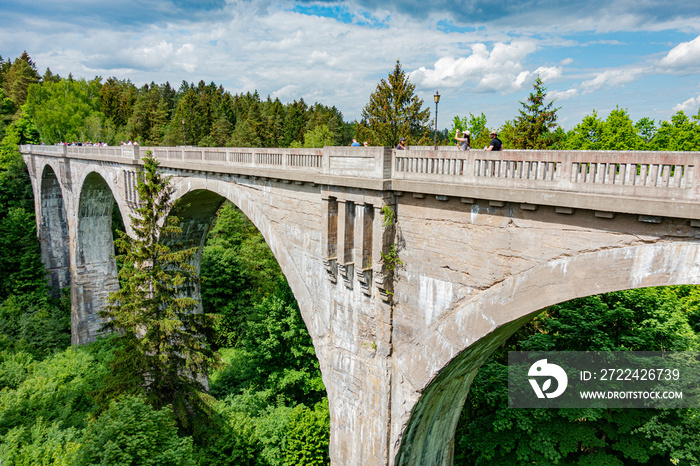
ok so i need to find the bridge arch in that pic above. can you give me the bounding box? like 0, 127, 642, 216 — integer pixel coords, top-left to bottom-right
395, 241, 700, 465
72, 171, 124, 344
39, 164, 71, 295
168, 176, 322, 349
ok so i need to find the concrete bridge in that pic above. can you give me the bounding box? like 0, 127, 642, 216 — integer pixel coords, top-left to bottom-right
20, 143, 700, 465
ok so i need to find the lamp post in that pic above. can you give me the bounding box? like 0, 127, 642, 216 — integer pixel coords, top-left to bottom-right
433, 90, 440, 150
182, 119, 186, 146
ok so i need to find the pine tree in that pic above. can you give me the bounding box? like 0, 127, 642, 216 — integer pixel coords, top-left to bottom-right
511, 76, 562, 149
2, 52, 40, 109
355, 61, 431, 147
98, 151, 220, 432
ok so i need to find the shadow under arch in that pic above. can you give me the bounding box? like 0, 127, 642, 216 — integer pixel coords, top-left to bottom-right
73, 171, 124, 344
394, 241, 700, 466
39, 164, 70, 295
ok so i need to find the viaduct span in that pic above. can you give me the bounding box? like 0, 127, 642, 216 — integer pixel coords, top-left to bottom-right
21, 144, 700, 465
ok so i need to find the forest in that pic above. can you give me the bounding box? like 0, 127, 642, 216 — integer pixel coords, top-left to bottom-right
0, 51, 700, 465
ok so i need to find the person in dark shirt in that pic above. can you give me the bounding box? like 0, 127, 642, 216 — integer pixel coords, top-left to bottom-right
396, 137, 406, 150
485, 131, 502, 151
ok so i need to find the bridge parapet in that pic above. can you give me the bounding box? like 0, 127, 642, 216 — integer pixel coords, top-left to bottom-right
395, 148, 696, 195
393, 148, 700, 220
20, 145, 700, 219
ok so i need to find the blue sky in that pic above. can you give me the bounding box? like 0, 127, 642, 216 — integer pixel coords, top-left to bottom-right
2, 0, 700, 130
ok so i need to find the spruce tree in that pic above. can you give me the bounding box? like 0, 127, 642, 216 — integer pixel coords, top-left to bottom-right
98, 151, 220, 432
355, 60, 431, 147
511, 76, 562, 149
2, 52, 40, 109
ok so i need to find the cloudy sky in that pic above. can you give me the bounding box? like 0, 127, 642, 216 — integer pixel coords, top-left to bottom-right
2, 0, 700, 130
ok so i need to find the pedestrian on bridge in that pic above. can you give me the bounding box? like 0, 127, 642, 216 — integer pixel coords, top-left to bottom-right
485, 131, 502, 151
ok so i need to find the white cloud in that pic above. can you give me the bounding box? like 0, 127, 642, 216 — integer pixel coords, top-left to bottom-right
408, 41, 538, 92
659, 35, 700, 72
580, 68, 645, 93
549, 88, 578, 100
673, 95, 700, 113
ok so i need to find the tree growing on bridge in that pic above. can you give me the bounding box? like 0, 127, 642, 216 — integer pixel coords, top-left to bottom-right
354, 61, 431, 147
98, 150, 220, 433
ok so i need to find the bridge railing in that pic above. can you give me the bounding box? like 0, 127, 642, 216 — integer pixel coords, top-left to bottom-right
393, 148, 699, 202
19, 144, 700, 203
20, 144, 393, 180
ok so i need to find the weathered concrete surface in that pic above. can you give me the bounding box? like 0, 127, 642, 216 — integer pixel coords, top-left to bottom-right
390, 195, 700, 464
38, 165, 70, 294
21, 145, 700, 466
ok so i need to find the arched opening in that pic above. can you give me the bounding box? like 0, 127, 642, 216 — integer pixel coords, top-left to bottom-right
74, 172, 124, 344
166, 188, 329, 463
39, 165, 70, 295
394, 242, 700, 465
453, 285, 700, 464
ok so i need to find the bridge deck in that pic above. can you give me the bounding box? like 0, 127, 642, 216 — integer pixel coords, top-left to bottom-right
21, 144, 700, 220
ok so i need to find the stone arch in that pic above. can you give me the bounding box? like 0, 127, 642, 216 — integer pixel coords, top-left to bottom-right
394, 241, 700, 466
73, 172, 122, 344
39, 164, 71, 295
168, 179, 318, 343
163, 189, 227, 314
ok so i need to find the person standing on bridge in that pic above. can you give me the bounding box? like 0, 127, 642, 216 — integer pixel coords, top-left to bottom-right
455, 130, 471, 150
485, 130, 502, 151
396, 137, 406, 150
351, 138, 360, 146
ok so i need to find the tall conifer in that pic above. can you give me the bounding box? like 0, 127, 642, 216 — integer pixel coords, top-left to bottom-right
511, 76, 562, 149
98, 151, 220, 432
355, 61, 431, 147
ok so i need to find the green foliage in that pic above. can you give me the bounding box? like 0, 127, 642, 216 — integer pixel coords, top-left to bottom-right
455, 286, 700, 464
201, 202, 287, 346
0, 418, 82, 466
510, 76, 562, 149
282, 399, 330, 466
355, 61, 431, 147
194, 400, 260, 465
0, 89, 16, 141
0, 124, 70, 359
211, 295, 324, 407
380, 243, 404, 271
79, 395, 196, 466
564, 111, 605, 150
564, 108, 700, 151
597, 107, 643, 150
651, 111, 700, 151
0, 291, 71, 359
0, 344, 109, 438
99, 77, 138, 129
25, 77, 105, 143
97, 151, 221, 432
2, 52, 40, 110
0, 113, 39, 169
291, 123, 335, 148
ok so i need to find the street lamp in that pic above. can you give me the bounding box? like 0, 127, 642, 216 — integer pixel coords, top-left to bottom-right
433, 90, 440, 150
182, 119, 186, 146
